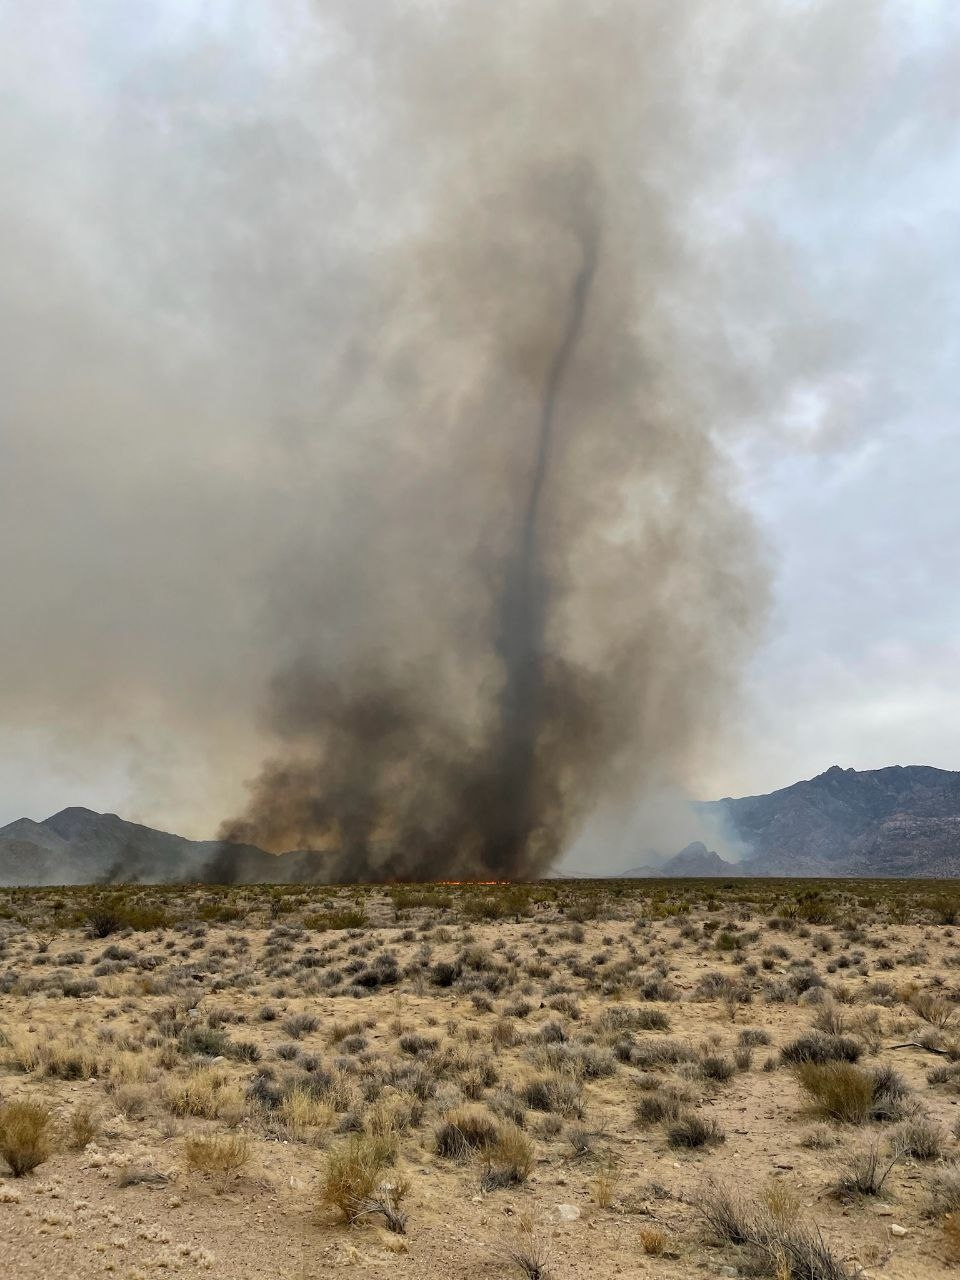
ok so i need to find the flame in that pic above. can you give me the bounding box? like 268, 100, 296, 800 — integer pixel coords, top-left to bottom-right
436, 880, 508, 886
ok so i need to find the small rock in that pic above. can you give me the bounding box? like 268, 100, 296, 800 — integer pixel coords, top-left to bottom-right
874, 1205, 894, 1216
556, 1204, 581, 1221
890, 1224, 908, 1237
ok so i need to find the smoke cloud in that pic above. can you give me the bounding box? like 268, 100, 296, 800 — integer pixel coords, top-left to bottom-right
1, 3, 956, 879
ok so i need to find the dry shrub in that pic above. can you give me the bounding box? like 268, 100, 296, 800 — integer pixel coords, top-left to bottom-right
2, 1030, 43, 1074
832, 1141, 902, 1198
697, 1181, 847, 1280
593, 1159, 621, 1208
909, 991, 954, 1030
353, 1177, 409, 1234
111, 1084, 150, 1121
763, 1180, 802, 1223
799, 1125, 839, 1151
164, 1068, 246, 1124
435, 1106, 500, 1160
184, 1132, 250, 1187
506, 1235, 551, 1279
895, 1116, 944, 1161
492, 1018, 519, 1050
811, 1001, 848, 1037
0, 1099, 52, 1176
41, 1041, 101, 1080
926, 1165, 960, 1217
68, 1103, 97, 1151
482, 1124, 535, 1188
667, 1113, 725, 1149
278, 1087, 333, 1140
793, 1061, 908, 1124
638, 1227, 666, 1256
780, 1035, 860, 1067
319, 1133, 392, 1222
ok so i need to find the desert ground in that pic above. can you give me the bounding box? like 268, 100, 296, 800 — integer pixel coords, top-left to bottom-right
4, 881, 960, 1278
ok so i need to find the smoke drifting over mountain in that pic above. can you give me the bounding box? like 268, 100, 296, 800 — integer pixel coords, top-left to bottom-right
2, 3, 957, 879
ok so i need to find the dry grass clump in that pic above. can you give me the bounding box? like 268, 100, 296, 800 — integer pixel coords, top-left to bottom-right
519, 1073, 583, 1118
163, 1067, 246, 1124
481, 1123, 535, 1189
593, 1158, 621, 1208
780, 1034, 861, 1066
908, 990, 954, 1030
894, 1116, 944, 1160
638, 1226, 666, 1256
799, 1125, 839, 1151
2, 1030, 43, 1073
435, 1105, 500, 1160
184, 1132, 250, 1187
0, 1099, 53, 1176
68, 1103, 97, 1151
667, 1113, 725, 1149
793, 1061, 909, 1124
319, 1133, 395, 1223
278, 1086, 333, 1140
925, 1164, 960, 1218
506, 1235, 551, 1279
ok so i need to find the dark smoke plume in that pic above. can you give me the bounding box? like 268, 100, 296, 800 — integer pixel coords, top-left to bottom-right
218, 6, 766, 881
221, 173, 610, 880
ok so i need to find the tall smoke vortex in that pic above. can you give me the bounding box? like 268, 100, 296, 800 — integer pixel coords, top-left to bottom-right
218, 5, 765, 880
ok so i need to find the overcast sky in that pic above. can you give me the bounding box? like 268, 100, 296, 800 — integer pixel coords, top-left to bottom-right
0, 2, 958, 857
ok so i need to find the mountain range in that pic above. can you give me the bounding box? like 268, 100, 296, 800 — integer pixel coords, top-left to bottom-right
1, 764, 959, 885
0, 806, 330, 886
627, 764, 960, 877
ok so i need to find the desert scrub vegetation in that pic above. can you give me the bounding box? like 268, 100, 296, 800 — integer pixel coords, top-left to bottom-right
4, 876, 960, 1276
697, 1180, 848, 1280
0, 1098, 52, 1175
319, 1133, 402, 1224
183, 1132, 250, 1188
435, 1105, 501, 1159
793, 1061, 910, 1124
667, 1112, 726, 1149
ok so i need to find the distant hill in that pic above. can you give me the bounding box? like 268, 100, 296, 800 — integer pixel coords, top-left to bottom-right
0, 807, 331, 886
694, 764, 960, 877
622, 841, 737, 878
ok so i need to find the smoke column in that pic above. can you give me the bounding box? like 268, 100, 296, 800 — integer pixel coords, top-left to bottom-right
486, 195, 598, 873
217, 9, 767, 881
